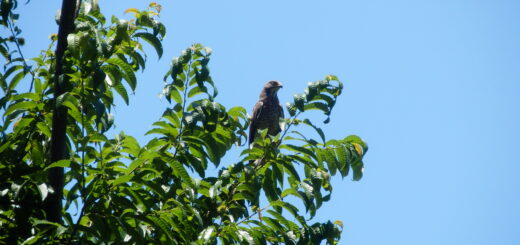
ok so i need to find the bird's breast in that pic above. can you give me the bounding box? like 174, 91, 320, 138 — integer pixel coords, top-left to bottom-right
256, 100, 282, 135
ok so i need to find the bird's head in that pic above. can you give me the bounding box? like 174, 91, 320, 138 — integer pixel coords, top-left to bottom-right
262, 80, 283, 97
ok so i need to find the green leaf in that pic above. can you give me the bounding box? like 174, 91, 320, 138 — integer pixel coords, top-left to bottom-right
228, 106, 247, 119
164, 112, 181, 129
121, 135, 140, 156
267, 209, 298, 231
199, 225, 216, 243
134, 32, 163, 58
112, 174, 133, 186
12, 117, 34, 135
11, 92, 40, 102
126, 159, 145, 174
322, 148, 338, 174
169, 86, 182, 104
237, 229, 254, 244
301, 181, 314, 195
4, 101, 37, 116
351, 160, 364, 181
315, 149, 332, 175
302, 118, 325, 143
282, 161, 301, 182
113, 81, 129, 105
325, 74, 339, 81
107, 58, 136, 91
334, 146, 348, 177
0, 75, 7, 92
281, 144, 315, 159
288, 154, 317, 168
3, 65, 24, 80
31, 218, 64, 227
45, 160, 71, 170
165, 157, 193, 186
188, 86, 207, 98
36, 183, 48, 201
293, 93, 306, 112
102, 64, 122, 86
313, 94, 336, 107
286, 102, 297, 117
9, 70, 26, 90
20, 235, 39, 245
344, 135, 368, 155
89, 133, 108, 143
144, 128, 167, 137
303, 101, 329, 114
276, 201, 303, 225
263, 169, 279, 201
146, 215, 175, 240
55, 92, 72, 107
67, 33, 81, 56
209, 180, 222, 199
263, 216, 285, 232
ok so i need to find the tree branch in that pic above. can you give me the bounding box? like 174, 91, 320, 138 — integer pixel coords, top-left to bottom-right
44, 0, 79, 224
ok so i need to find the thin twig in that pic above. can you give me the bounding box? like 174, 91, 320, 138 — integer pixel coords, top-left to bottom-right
223, 112, 302, 226
7, 18, 36, 92
235, 197, 281, 226
172, 56, 193, 158
253, 111, 301, 171
68, 54, 87, 245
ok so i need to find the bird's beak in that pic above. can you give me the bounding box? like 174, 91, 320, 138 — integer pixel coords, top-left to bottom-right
278, 83, 283, 88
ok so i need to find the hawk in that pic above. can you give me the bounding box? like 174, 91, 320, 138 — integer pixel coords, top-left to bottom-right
249, 80, 284, 146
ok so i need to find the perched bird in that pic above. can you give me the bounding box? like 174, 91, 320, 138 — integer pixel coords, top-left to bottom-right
249, 80, 284, 146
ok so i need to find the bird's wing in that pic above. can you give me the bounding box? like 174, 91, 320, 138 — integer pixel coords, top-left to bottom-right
249, 101, 264, 145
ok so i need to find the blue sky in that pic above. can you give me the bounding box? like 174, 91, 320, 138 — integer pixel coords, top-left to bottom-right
13, 0, 520, 244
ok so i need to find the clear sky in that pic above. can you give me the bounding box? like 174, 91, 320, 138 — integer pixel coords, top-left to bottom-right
12, 0, 520, 244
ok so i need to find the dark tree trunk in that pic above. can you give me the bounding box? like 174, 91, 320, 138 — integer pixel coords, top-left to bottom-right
44, 0, 78, 223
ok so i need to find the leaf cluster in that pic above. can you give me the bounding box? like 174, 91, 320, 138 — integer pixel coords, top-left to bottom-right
0, 1, 368, 244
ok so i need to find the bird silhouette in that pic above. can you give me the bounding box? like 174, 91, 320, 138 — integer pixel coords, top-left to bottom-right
249, 80, 284, 146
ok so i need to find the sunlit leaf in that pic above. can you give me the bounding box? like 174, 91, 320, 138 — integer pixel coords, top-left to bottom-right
4, 101, 37, 116
200, 226, 215, 243
36, 183, 48, 201
112, 175, 133, 186
45, 160, 71, 170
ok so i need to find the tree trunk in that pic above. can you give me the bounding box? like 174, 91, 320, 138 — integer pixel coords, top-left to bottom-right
44, 0, 78, 223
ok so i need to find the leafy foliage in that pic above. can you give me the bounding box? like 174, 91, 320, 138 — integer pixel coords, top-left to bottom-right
0, 1, 368, 244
